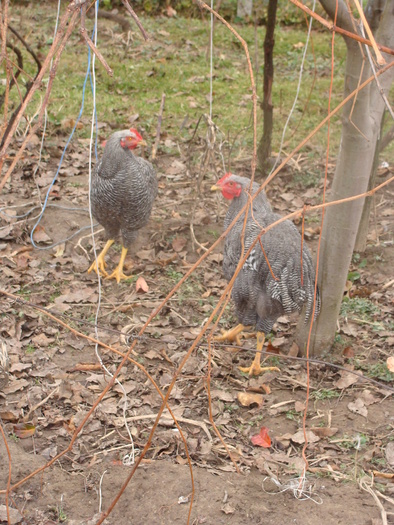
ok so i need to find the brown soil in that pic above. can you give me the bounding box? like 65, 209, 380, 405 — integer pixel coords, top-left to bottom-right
1, 141, 393, 525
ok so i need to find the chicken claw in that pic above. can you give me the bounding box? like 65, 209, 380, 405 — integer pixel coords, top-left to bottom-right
239, 332, 280, 377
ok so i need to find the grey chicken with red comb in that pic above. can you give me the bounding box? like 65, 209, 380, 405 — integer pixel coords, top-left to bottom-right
211, 173, 320, 376
89, 128, 157, 283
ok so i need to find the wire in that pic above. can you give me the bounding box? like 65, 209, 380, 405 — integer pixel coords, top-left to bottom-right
86, 0, 135, 466
0, 204, 91, 220
29, 20, 96, 250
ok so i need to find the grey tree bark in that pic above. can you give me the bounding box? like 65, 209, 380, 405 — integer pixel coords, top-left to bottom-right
295, 0, 394, 355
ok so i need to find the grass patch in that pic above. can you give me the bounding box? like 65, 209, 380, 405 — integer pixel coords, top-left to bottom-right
6, 6, 351, 163
340, 297, 380, 322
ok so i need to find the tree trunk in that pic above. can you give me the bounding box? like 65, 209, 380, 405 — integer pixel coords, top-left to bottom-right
257, 0, 278, 175
296, 0, 394, 355
354, 112, 384, 252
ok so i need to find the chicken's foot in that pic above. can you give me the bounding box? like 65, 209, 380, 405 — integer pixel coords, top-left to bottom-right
106, 246, 131, 283
239, 332, 280, 377
88, 239, 114, 277
214, 324, 254, 346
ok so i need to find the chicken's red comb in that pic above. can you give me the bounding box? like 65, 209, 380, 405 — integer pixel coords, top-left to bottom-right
129, 128, 143, 141
217, 172, 233, 185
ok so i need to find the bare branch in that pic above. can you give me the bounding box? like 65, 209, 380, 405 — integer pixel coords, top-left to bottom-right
8, 24, 42, 71
353, 0, 386, 64
80, 2, 113, 76
289, 0, 394, 55
319, 0, 354, 32
121, 0, 149, 41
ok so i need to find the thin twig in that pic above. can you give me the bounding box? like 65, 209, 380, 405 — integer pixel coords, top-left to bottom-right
121, 0, 149, 40
288, 0, 394, 56
80, 1, 113, 76
352, 0, 385, 65
0, 290, 194, 501
360, 25, 394, 119
126, 413, 213, 442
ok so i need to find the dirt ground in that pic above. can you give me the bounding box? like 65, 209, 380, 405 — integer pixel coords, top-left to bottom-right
0, 5, 393, 523
0, 128, 393, 525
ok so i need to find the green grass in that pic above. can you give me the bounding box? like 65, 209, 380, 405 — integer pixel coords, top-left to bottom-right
311, 389, 340, 400
5, 5, 351, 163
340, 297, 380, 322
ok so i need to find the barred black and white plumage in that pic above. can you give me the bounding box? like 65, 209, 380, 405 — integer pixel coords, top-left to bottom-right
212, 173, 320, 375
89, 129, 157, 283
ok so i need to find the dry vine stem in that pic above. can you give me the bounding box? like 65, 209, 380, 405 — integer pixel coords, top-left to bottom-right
289, 0, 394, 56
1, 4, 393, 524
4, 292, 394, 392
0, 290, 194, 502
0, 2, 80, 187
0, 0, 149, 191
96, 56, 394, 525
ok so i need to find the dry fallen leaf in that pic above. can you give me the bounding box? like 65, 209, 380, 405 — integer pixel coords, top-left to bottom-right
53, 243, 65, 258
70, 363, 102, 372
334, 370, 360, 389
32, 225, 52, 244
310, 427, 338, 438
387, 356, 394, 372
342, 346, 355, 359
136, 276, 149, 294
13, 422, 36, 439
288, 342, 299, 357
291, 429, 320, 444
237, 391, 264, 407
266, 341, 280, 354
347, 397, 368, 417
251, 427, 271, 447
221, 503, 236, 515
172, 236, 187, 252
166, 5, 177, 17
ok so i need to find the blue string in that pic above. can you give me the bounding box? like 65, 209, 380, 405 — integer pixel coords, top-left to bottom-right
30, 17, 99, 249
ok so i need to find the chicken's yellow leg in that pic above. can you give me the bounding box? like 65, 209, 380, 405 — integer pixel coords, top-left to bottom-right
88, 239, 114, 277
239, 332, 280, 377
106, 246, 131, 283
214, 324, 253, 346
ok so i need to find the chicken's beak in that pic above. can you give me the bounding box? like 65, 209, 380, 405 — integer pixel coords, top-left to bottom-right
138, 140, 147, 147
211, 184, 221, 191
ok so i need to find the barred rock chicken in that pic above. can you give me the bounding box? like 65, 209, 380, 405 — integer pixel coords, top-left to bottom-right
88, 129, 157, 283
211, 173, 320, 376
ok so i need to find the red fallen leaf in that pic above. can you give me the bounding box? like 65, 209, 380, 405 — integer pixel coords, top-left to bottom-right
251, 426, 271, 448
266, 341, 280, 354
343, 346, 355, 359
49, 189, 61, 199
136, 276, 149, 294
13, 423, 36, 439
